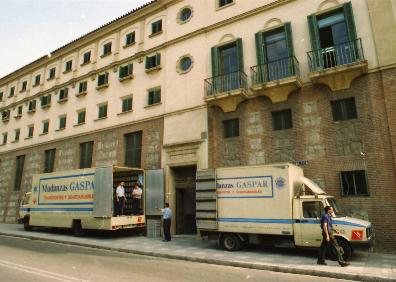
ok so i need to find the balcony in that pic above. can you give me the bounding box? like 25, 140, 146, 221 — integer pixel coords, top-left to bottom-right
204, 71, 249, 112
251, 56, 302, 103
307, 38, 368, 91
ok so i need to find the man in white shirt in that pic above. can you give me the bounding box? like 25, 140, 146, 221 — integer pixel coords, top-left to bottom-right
132, 183, 143, 215
160, 203, 172, 242
116, 182, 126, 216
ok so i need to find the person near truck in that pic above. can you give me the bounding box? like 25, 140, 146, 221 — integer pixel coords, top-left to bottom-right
159, 203, 172, 242
317, 206, 350, 267
116, 182, 126, 216
132, 183, 142, 215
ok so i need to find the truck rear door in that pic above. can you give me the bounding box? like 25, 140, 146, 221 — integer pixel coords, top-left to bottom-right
294, 200, 323, 247
93, 167, 113, 217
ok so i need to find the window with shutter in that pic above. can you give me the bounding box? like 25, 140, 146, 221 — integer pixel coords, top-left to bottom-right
124, 131, 142, 168
80, 141, 94, 169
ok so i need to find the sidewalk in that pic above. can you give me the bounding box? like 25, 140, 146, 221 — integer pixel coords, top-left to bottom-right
0, 223, 395, 281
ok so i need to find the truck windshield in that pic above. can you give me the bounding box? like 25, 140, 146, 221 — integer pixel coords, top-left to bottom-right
326, 198, 344, 217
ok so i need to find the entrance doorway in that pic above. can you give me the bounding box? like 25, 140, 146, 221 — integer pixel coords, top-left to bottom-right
173, 166, 196, 234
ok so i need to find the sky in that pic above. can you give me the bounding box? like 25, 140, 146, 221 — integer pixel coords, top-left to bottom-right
0, 0, 153, 78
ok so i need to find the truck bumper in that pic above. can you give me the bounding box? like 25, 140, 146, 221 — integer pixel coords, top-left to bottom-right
350, 235, 375, 250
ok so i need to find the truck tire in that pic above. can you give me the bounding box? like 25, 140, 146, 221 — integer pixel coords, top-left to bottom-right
221, 233, 241, 251
337, 238, 352, 261
23, 217, 32, 231
72, 220, 85, 237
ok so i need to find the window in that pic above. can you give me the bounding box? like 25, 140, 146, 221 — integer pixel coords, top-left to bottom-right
302, 201, 323, 218
145, 53, 161, 70
16, 105, 23, 117
219, 0, 233, 7
78, 81, 88, 94
151, 20, 162, 35
178, 56, 192, 73
41, 94, 51, 108
210, 39, 243, 92
125, 32, 135, 46
98, 103, 108, 119
14, 129, 20, 142
9, 86, 15, 97
34, 74, 41, 86
179, 7, 192, 23
331, 97, 357, 121
82, 51, 91, 64
0, 92, 3, 101
148, 88, 161, 105
28, 125, 34, 138
119, 64, 133, 79
59, 88, 68, 101
124, 131, 142, 168
122, 97, 133, 112
48, 67, 56, 80
14, 155, 25, 191
223, 118, 239, 138
97, 73, 109, 87
341, 170, 368, 196
80, 141, 94, 169
102, 42, 112, 56
44, 149, 56, 173
272, 109, 292, 130
65, 60, 73, 72
77, 109, 86, 124
307, 3, 358, 69
59, 115, 67, 130
42, 120, 49, 134
21, 81, 27, 92
2, 110, 10, 121
28, 100, 36, 112
2, 133, 7, 144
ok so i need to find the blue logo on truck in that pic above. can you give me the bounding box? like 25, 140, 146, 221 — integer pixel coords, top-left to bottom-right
275, 177, 286, 189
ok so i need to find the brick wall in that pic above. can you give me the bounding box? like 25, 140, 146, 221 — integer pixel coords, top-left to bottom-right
208, 71, 396, 251
0, 117, 164, 223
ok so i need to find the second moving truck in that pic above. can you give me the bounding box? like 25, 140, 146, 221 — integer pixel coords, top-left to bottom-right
196, 163, 374, 260
19, 166, 146, 236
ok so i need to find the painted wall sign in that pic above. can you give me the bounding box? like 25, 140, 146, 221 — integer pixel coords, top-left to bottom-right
216, 176, 273, 198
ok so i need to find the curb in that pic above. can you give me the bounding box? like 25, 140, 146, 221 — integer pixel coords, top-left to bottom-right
0, 231, 394, 282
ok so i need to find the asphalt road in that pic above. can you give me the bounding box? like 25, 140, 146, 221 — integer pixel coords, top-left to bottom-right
0, 235, 352, 282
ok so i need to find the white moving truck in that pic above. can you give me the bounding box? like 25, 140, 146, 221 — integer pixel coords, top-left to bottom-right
196, 163, 374, 260
18, 166, 148, 236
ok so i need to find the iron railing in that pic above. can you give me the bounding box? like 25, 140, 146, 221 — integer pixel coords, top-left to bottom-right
204, 70, 248, 97
307, 38, 365, 72
251, 56, 300, 85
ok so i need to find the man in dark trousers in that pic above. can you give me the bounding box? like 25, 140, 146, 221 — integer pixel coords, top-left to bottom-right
317, 205, 350, 267
160, 203, 172, 242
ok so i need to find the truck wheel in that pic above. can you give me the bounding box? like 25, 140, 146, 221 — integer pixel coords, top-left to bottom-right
337, 238, 352, 261
72, 220, 85, 237
221, 233, 241, 251
23, 217, 32, 231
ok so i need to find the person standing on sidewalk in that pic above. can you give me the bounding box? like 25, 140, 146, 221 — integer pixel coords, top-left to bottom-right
317, 206, 350, 267
116, 182, 126, 216
160, 203, 172, 242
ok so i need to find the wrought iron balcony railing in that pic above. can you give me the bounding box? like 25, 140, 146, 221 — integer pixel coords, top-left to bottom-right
251, 56, 300, 85
307, 38, 365, 72
204, 70, 248, 97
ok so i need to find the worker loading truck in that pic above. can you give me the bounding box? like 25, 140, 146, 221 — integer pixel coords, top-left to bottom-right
196, 163, 374, 260
18, 166, 146, 236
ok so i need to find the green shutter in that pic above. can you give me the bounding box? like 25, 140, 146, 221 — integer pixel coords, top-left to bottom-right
235, 38, 244, 72
145, 56, 149, 69
128, 63, 133, 75
284, 22, 294, 57
156, 53, 161, 66
48, 94, 51, 104
254, 32, 265, 64
343, 2, 357, 42
119, 66, 123, 78
211, 46, 220, 77
307, 14, 321, 51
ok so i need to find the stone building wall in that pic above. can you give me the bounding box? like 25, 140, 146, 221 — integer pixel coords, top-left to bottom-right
208, 71, 396, 250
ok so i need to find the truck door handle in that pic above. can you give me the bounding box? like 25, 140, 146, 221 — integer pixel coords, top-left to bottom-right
295, 219, 300, 223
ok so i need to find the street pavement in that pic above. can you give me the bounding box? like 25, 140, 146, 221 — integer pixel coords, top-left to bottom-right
0, 223, 395, 282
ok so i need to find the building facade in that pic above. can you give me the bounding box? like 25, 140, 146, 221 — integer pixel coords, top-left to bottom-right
0, 0, 395, 250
